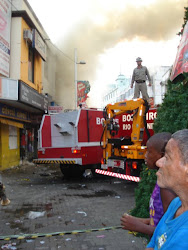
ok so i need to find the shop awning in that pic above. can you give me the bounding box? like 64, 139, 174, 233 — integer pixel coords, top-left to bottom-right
0, 118, 24, 128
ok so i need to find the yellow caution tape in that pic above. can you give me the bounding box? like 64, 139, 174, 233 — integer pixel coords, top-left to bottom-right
0, 226, 123, 241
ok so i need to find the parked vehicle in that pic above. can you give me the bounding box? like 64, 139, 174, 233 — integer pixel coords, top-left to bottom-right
33, 108, 104, 177
33, 100, 157, 178
100, 98, 156, 177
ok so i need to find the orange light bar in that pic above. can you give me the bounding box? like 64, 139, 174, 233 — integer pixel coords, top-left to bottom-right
121, 145, 147, 150
101, 158, 106, 164
132, 162, 137, 169
73, 149, 80, 154
121, 145, 128, 149
38, 150, 45, 156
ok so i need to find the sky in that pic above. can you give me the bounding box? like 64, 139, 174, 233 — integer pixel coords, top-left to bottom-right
27, 0, 187, 108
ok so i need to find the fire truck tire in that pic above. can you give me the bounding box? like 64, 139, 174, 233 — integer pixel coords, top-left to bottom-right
60, 164, 84, 178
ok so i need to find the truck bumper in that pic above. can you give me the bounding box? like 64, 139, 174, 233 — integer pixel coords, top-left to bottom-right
33, 158, 82, 165
95, 169, 140, 182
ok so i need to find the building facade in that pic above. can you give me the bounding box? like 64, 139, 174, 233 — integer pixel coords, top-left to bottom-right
152, 66, 171, 105
102, 74, 132, 107
160, 67, 172, 101
0, 0, 57, 169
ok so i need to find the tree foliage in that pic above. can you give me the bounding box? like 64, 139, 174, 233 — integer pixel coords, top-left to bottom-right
154, 73, 188, 133
177, 7, 188, 35
183, 7, 188, 29
130, 165, 157, 218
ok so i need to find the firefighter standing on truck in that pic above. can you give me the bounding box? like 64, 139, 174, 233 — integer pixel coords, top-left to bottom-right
131, 57, 152, 103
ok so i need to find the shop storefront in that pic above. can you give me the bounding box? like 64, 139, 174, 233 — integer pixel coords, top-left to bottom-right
0, 79, 48, 170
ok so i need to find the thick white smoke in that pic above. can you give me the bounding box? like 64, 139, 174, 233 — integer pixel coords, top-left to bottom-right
55, 0, 186, 109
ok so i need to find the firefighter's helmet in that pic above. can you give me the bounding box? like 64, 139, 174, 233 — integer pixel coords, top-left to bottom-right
136, 57, 142, 62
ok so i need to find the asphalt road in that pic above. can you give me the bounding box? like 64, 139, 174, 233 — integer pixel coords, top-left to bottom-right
0, 164, 146, 250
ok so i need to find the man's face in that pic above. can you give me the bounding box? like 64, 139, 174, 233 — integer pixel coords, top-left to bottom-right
156, 139, 186, 190
137, 61, 142, 66
145, 142, 162, 170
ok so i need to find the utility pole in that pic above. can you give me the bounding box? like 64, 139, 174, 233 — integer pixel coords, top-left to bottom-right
74, 48, 86, 109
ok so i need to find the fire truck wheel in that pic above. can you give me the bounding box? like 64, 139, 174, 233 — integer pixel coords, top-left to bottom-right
60, 164, 84, 179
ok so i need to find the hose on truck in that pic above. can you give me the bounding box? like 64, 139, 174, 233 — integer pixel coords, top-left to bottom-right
100, 108, 108, 149
100, 125, 107, 149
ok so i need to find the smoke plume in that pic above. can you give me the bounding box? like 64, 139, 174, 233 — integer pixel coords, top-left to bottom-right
55, 0, 186, 109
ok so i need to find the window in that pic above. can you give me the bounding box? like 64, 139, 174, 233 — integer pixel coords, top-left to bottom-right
28, 46, 35, 82
9, 126, 18, 149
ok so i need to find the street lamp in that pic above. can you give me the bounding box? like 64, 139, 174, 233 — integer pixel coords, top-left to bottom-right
74, 48, 86, 109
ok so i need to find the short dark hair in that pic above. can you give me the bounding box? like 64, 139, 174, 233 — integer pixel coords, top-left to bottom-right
172, 129, 188, 164
147, 132, 172, 154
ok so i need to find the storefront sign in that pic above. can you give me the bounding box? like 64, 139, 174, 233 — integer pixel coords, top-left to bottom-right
0, 103, 30, 122
19, 81, 48, 111
32, 29, 46, 61
48, 106, 63, 114
77, 81, 90, 106
0, 0, 11, 77
171, 21, 188, 81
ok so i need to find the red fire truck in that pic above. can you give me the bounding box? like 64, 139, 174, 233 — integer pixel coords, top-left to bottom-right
33, 108, 104, 177
99, 98, 156, 178
33, 100, 157, 178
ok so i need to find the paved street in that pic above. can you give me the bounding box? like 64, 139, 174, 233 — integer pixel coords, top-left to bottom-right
0, 164, 146, 250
